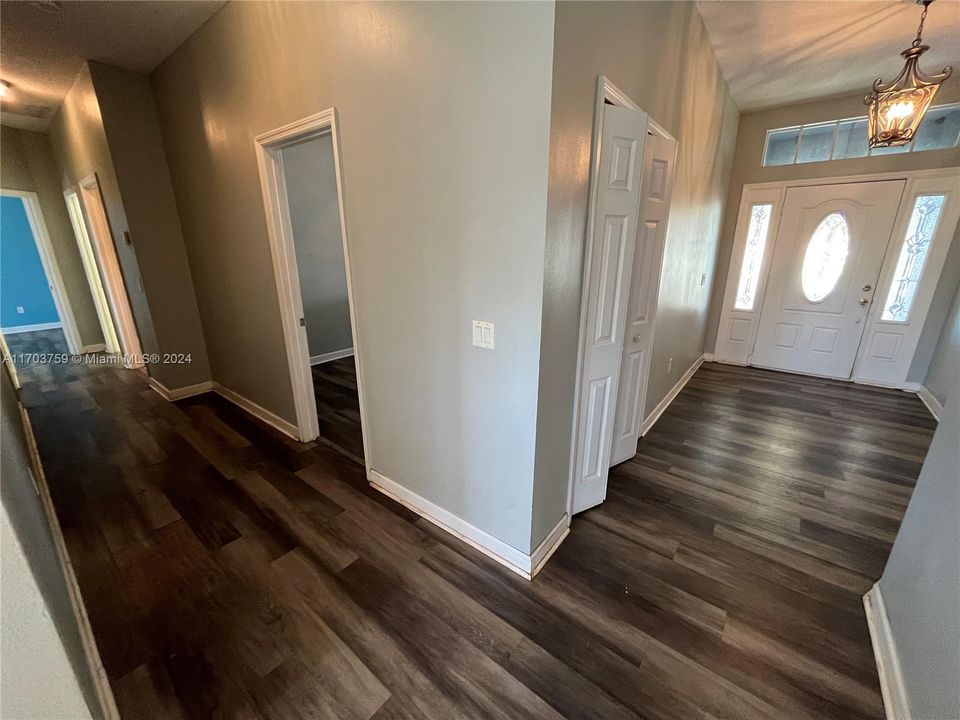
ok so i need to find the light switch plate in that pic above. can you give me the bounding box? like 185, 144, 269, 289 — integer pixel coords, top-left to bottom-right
472, 320, 495, 350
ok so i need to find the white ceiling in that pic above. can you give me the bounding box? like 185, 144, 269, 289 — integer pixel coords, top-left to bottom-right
1, 0, 224, 130
696, 0, 960, 111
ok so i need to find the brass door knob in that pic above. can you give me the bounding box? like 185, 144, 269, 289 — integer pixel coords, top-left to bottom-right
859, 298, 869, 306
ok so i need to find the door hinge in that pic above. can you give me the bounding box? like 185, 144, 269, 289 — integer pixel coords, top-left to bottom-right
299, 318, 306, 327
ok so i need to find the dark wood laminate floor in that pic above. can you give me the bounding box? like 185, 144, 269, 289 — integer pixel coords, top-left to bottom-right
11, 328, 935, 720
311, 357, 364, 464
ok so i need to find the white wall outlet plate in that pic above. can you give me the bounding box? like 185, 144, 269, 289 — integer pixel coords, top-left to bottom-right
472, 320, 494, 350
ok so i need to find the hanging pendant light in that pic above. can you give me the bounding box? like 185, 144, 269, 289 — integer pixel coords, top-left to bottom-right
865, 0, 953, 148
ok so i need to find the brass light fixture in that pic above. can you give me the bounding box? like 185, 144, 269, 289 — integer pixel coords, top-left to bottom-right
865, 0, 953, 148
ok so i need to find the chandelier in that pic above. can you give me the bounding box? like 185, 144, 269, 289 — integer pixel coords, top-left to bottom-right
865, 1, 953, 148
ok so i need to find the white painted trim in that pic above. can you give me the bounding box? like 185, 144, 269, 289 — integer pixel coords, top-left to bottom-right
310, 347, 354, 366
1, 321, 63, 334
702, 352, 716, 362
80, 343, 106, 354
77, 174, 144, 369
915, 385, 943, 421
148, 377, 214, 402
254, 109, 371, 467
735, 166, 959, 193
64, 189, 121, 355
640, 354, 704, 437
212, 382, 300, 440
1, 189, 83, 354
529, 514, 571, 578
864, 584, 911, 720
16, 393, 120, 719
369, 469, 570, 580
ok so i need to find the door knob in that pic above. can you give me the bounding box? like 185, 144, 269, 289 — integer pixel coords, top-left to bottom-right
862, 284, 872, 292
633, 335, 642, 343
859, 298, 869, 306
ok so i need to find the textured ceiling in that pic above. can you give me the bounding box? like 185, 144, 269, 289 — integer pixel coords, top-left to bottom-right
0, 0, 224, 130
696, 0, 960, 111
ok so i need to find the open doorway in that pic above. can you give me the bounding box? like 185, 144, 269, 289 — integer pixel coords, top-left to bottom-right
63, 189, 121, 355
1, 189, 83, 355
569, 77, 679, 515
70, 174, 144, 369
255, 109, 369, 466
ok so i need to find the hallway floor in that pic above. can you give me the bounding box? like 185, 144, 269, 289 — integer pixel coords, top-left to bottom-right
13, 329, 934, 719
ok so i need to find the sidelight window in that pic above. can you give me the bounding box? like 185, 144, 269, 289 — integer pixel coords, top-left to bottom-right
881, 195, 945, 322
734, 203, 774, 310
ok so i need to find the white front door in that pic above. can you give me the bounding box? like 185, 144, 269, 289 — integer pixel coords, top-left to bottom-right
752, 181, 905, 379
610, 131, 677, 466
572, 104, 648, 514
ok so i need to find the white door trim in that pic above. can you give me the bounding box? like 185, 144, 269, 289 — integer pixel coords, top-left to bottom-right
1, 189, 82, 354
254, 108, 370, 468
63, 189, 121, 354
714, 167, 960, 389
77, 174, 144, 368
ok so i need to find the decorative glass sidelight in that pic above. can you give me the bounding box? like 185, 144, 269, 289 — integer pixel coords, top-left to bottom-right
802, 213, 850, 302
882, 195, 945, 322
734, 203, 773, 310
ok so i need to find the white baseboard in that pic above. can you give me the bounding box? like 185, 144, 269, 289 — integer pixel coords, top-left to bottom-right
702, 352, 716, 362
148, 377, 214, 402
640, 354, 704, 437
369, 469, 569, 580
80, 343, 106, 354
310, 347, 354, 366
914, 385, 943, 421
864, 584, 910, 720
212, 382, 300, 440
529, 513, 571, 577
1, 321, 63, 334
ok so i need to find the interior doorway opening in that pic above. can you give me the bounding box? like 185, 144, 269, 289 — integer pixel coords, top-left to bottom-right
0, 189, 83, 354
64, 189, 121, 355
255, 109, 369, 466
568, 77, 679, 515
64, 173, 144, 369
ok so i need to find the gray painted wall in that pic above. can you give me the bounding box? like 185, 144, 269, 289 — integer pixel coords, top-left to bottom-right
532, 1, 740, 544
923, 284, 959, 408
704, 86, 960, 357
48, 64, 161, 368
282, 135, 353, 359
152, 1, 555, 553
89, 62, 212, 389
0, 125, 104, 348
877, 392, 959, 720
1, 369, 97, 719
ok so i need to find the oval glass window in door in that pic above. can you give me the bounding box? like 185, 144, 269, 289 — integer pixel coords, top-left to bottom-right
801, 212, 849, 302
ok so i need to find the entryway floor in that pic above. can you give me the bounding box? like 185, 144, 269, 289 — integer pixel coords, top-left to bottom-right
13, 330, 933, 719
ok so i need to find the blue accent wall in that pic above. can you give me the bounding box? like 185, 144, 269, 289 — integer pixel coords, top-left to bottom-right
1, 196, 60, 329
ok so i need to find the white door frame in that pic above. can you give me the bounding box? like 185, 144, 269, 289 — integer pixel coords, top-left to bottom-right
0, 188, 82, 354
254, 108, 370, 465
77, 174, 144, 368
714, 167, 960, 389
63, 189, 120, 354
567, 76, 671, 516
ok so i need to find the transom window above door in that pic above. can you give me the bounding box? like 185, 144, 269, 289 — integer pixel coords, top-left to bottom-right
763, 104, 960, 167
